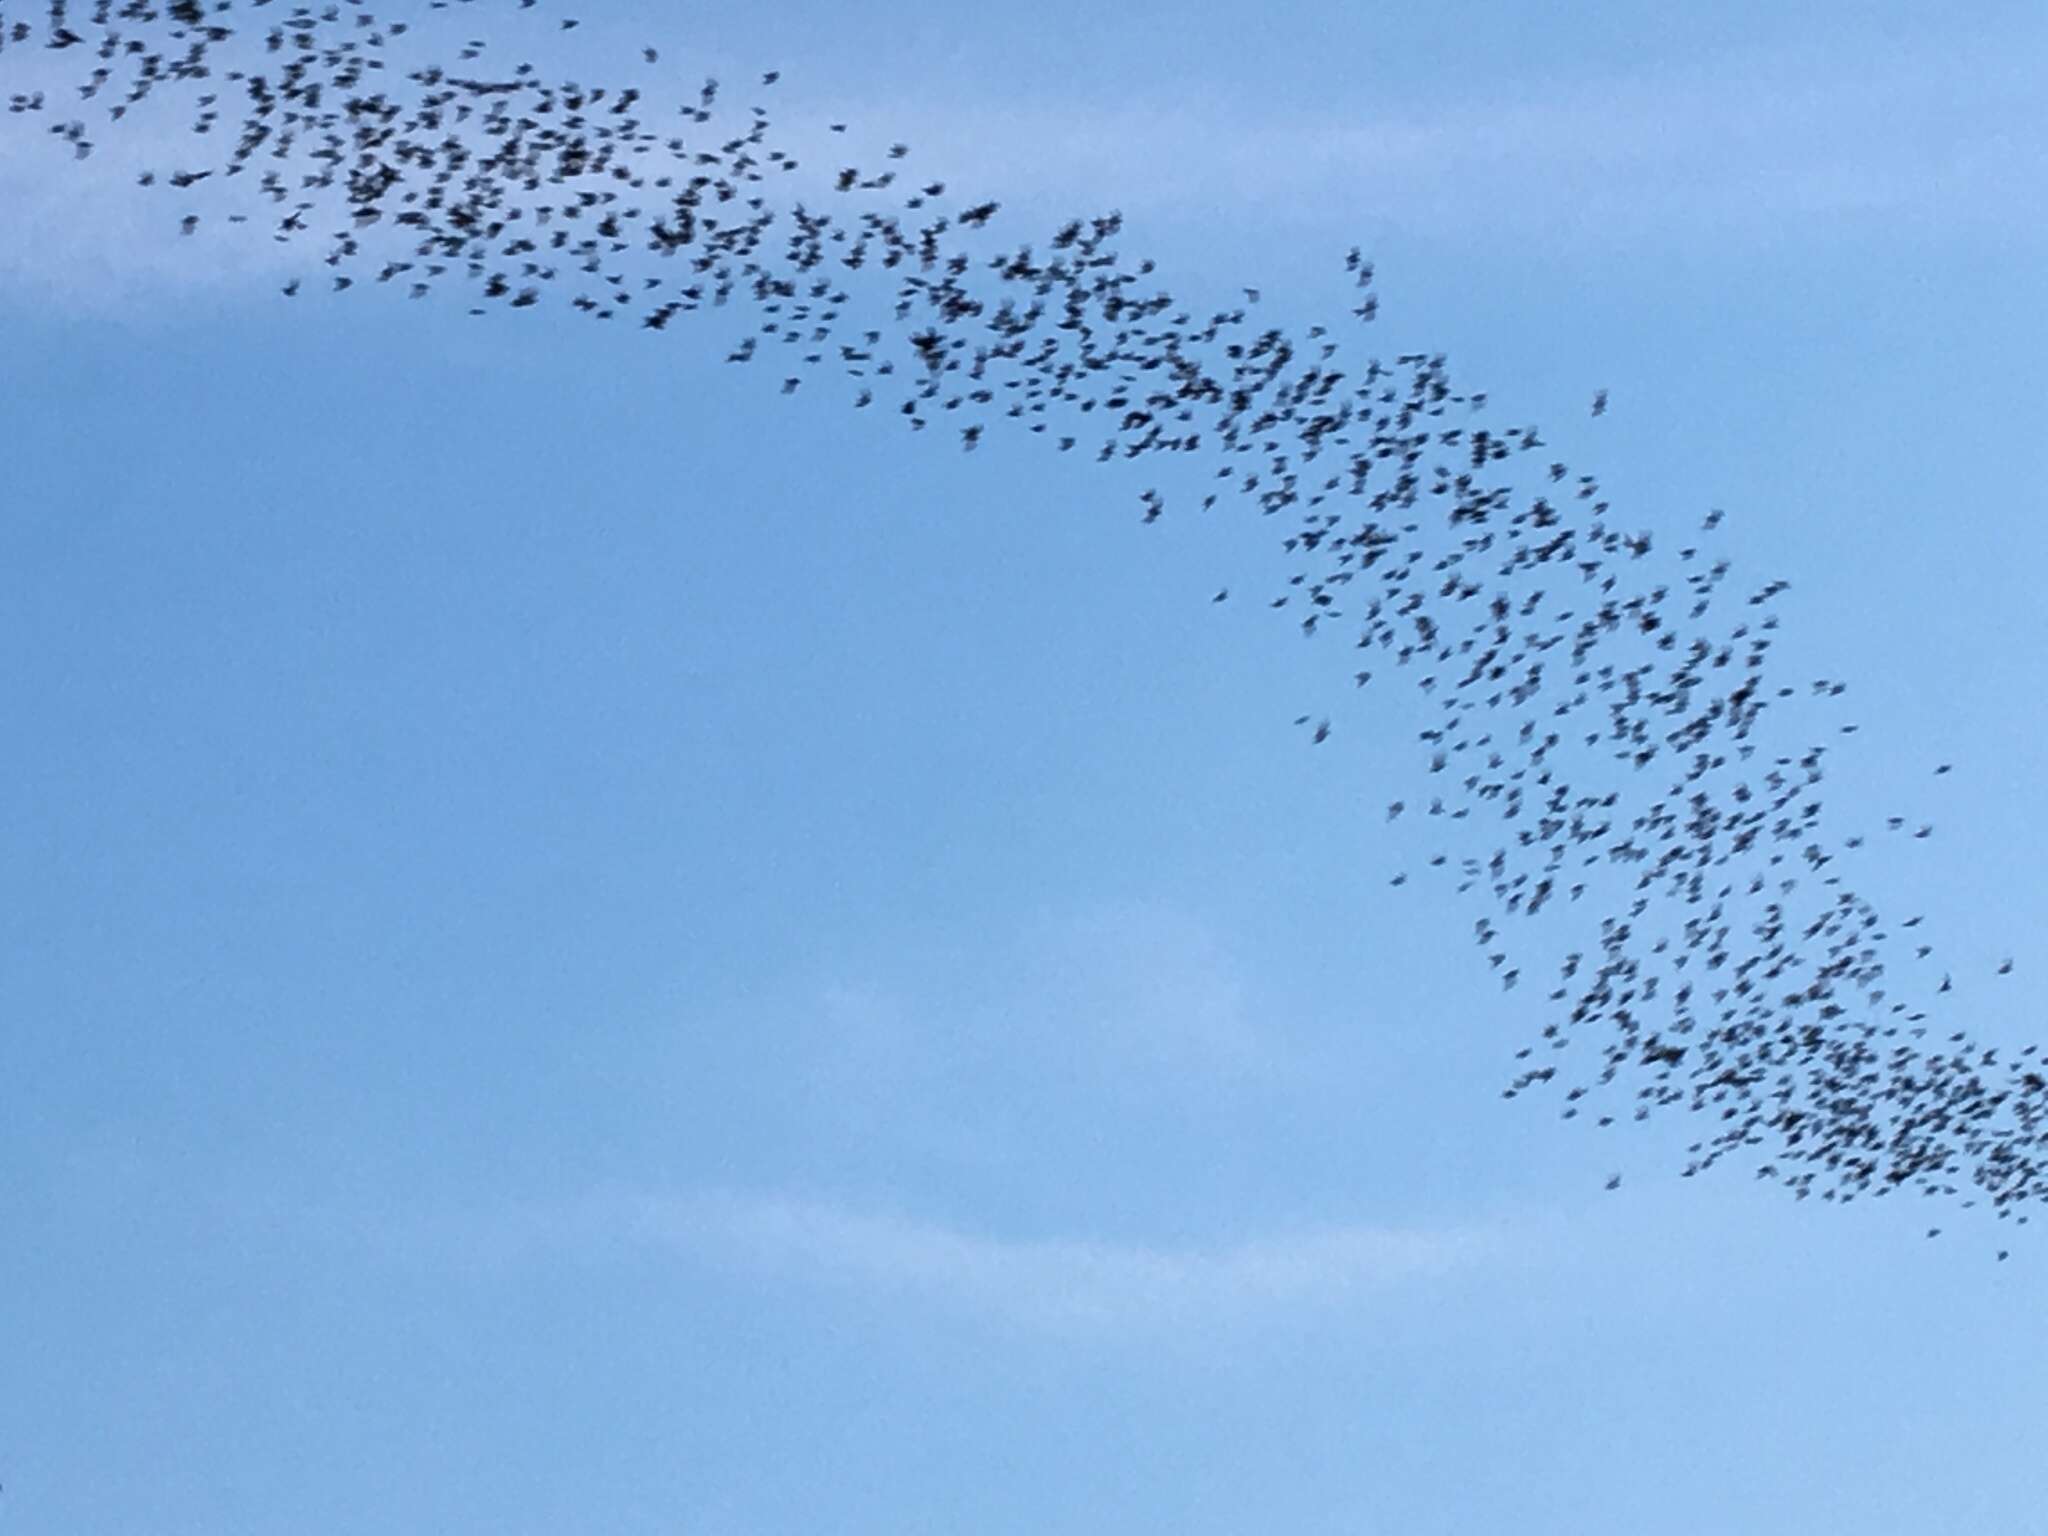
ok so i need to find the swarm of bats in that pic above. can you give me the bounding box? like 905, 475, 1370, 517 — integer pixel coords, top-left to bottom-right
5, 0, 2036, 1247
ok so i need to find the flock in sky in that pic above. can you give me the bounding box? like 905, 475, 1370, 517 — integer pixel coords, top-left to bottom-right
6, 0, 2037, 1246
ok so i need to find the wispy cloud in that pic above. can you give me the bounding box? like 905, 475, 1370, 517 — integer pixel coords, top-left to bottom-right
0, 90, 308, 308
3, 16, 2037, 308
995, 898, 1279, 1079
858, 26, 2046, 244
315, 1178, 1500, 1340
798, 897, 1296, 1131
621, 1187, 1490, 1338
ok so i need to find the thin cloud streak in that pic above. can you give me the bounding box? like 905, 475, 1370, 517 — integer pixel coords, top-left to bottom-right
623, 1188, 1492, 1338
0, 129, 307, 309
785, 898, 1307, 1177
820, 25, 2047, 243
318, 1183, 1502, 1341
2, 18, 2038, 309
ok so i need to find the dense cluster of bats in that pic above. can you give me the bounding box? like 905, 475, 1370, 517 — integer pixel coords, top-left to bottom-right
5, 0, 2034, 1248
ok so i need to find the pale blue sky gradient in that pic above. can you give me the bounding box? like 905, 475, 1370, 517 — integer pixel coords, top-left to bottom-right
3, 2, 2046, 1531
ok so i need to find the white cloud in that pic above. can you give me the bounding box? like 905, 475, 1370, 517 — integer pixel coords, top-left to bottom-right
768, 21, 2045, 250
622, 1187, 1490, 1338
797, 898, 1295, 1125
1007, 898, 1276, 1078
0, 63, 311, 308
3, 15, 2038, 309
316, 1179, 1501, 1340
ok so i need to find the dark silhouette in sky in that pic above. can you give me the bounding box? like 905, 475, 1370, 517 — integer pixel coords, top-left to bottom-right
4, 0, 2034, 1237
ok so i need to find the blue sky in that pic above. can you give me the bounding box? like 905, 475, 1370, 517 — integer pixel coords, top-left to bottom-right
2, 2, 2046, 1531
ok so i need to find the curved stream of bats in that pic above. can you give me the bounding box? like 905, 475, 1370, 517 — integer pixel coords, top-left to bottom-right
4, 0, 2037, 1245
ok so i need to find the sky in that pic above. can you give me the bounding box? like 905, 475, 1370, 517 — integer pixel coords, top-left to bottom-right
2, 1, 2046, 1531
